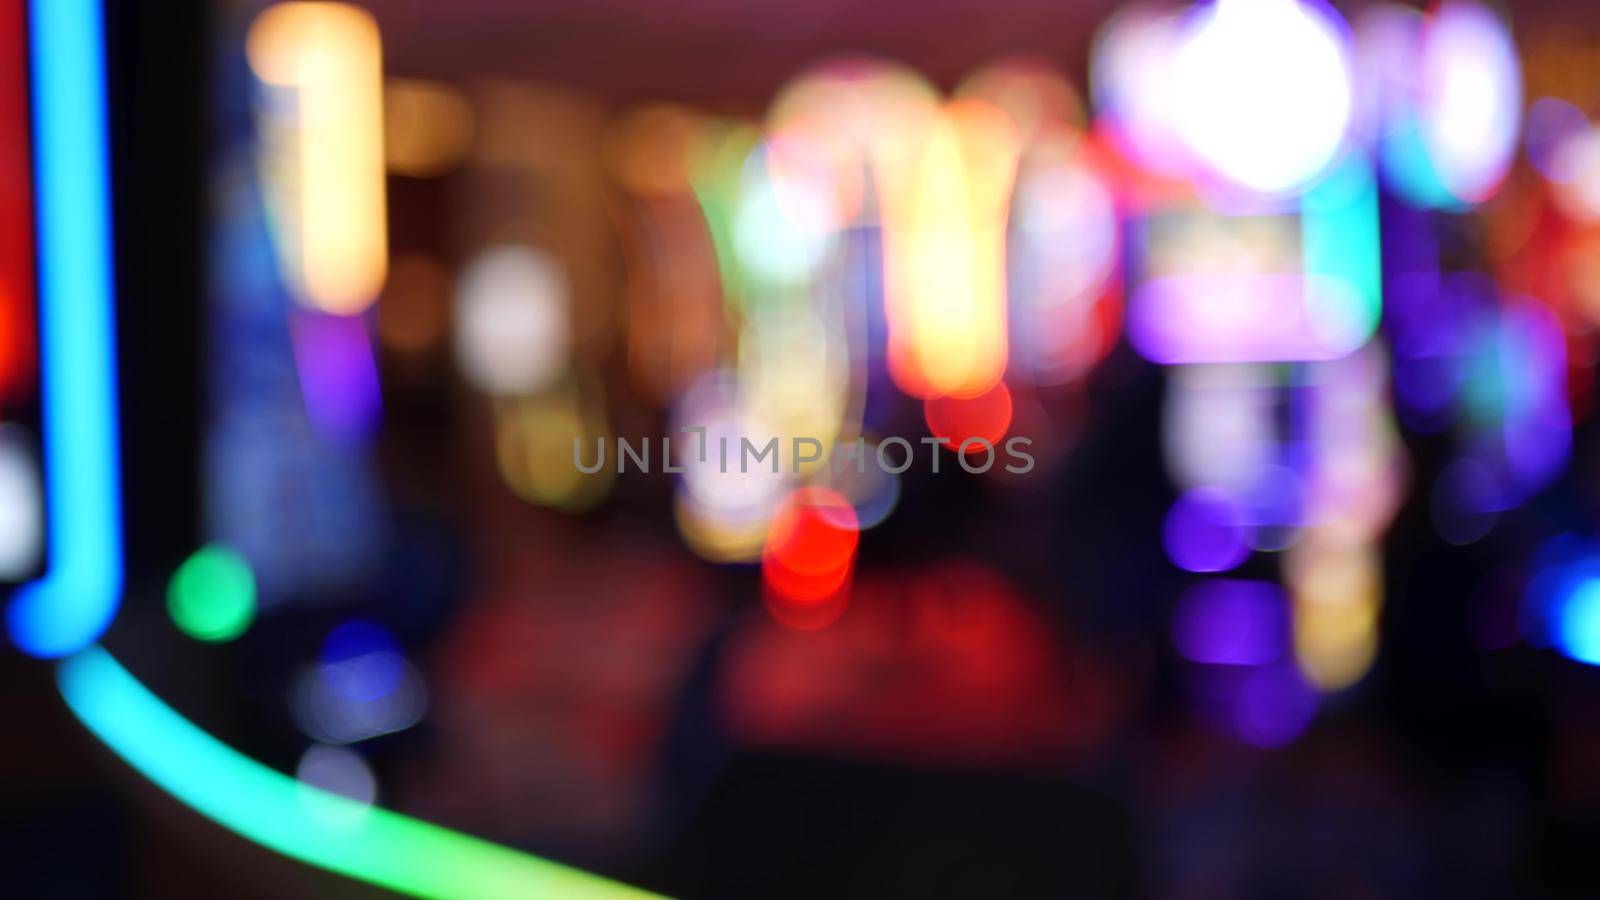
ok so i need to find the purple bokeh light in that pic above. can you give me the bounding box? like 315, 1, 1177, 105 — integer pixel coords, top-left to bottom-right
1164, 487, 1251, 573
1171, 578, 1287, 666
290, 310, 383, 446
1232, 660, 1318, 748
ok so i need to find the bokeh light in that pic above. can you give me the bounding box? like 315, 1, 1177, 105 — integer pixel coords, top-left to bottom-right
296, 743, 377, 827
34, 1, 1600, 895
1170, 0, 1354, 195
923, 381, 1013, 453
762, 486, 860, 610
1171, 579, 1287, 666
166, 545, 257, 643
454, 246, 571, 397
1164, 487, 1250, 574
247, 1, 387, 313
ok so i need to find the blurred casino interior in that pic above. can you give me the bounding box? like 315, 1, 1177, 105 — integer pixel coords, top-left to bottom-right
15, 0, 1600, 896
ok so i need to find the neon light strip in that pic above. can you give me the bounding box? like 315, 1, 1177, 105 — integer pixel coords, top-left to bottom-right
6, 0, 124, 656
58, 646, 664, 899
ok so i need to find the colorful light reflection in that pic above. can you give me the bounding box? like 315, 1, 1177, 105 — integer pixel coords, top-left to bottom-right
1128, 154, 1380, 364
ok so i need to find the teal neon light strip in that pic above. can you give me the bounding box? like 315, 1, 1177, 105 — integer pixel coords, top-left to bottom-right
58, 646, 665, 900
1301, 153, 1382, 352
7, 0, 124, 656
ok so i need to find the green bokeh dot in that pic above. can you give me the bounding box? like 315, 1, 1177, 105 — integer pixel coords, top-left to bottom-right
167, 545, 256, 642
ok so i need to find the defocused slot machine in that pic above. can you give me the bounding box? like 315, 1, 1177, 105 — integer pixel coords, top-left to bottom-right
16, 0, 1600, 897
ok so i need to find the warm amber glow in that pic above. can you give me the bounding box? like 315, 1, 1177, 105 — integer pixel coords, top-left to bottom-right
876, 101, 1019, 398
494, 392, 613, 512
247, 2, 387, 314
1288, 538, 1381, 692
384, 78, 474, 178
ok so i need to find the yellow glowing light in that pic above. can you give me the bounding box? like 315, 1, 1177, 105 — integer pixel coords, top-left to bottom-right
494, 391, 613, 513
876, 101, 1019, 398
1294, 598, 1377, 691
384, 78, 474, 178
248, 2, 387, 314
958, 60, 1120, 386
1284, 347, 1404, 692
1288, 539, 1381, 691
673, 491, 772, 564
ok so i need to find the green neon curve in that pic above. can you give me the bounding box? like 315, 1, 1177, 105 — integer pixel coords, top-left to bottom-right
57, 646, 665, 900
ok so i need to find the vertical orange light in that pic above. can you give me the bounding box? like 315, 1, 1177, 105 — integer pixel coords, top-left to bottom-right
247, 2, 387, 314
876, 101, 1019, 398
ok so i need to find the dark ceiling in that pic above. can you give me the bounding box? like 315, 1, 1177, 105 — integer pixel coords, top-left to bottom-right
358, 0, 1121, 105
287, 0, 1600, 109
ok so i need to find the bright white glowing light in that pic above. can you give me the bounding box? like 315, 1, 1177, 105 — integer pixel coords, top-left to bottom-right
296, 744, 377, 827
1162, 364, 1278, 493
669, 373, 791, 563
1171, 0, 1354, 195
677, 410, 787, 519
454, 246, 570, 396
1091, 5, 1189, 176
1418, 1, 1521, 205
292, 656, 427, 745
1011, 156, 1120, 382
0, 429, 42, 579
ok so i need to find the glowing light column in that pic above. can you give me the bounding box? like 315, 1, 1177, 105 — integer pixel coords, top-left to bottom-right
247, 3, 387, 445
6, 0, 124, 657
1107, 0, 1401, 736
876, 102, 1020, 398
247, 2, 387, 314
